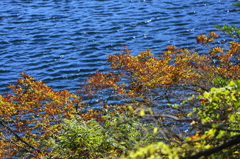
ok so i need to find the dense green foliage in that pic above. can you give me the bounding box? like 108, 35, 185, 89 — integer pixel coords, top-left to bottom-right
46, 111, 158, 158
117, 80, 240, 159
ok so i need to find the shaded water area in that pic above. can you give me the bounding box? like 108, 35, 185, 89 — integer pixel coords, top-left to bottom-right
0, 0, 239, 94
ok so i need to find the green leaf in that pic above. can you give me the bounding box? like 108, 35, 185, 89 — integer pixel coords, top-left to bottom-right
235, 100, 240, 106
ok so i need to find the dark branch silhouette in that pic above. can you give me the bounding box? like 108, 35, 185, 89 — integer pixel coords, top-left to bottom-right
181, 135, 240, 159
0, 120, 41, 153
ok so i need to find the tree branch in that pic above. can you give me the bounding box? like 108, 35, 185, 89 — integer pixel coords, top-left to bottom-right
143, 113, 240, 133
142, 114, 195, 122
0, 120, 41, 153
195, 123, 240, 133
181, 135, 240, 159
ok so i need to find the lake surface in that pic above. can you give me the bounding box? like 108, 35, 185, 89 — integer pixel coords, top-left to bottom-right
0, 0, 239, 94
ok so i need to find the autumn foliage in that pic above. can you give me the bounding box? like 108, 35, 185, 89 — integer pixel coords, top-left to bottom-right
79, 31, 239, 111
0, 29, 239, 158
0, 72, 80, 157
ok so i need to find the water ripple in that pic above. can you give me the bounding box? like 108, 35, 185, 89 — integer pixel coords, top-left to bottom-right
0, 0, 239, 93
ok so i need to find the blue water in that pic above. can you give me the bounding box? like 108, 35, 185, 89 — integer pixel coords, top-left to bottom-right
0, 0, 239, 94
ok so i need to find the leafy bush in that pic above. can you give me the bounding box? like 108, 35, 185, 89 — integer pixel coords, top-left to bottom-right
123, 80, 240, 158
45, 110, 158, 158
184, 80, 240, 158
46, 118, 106, 158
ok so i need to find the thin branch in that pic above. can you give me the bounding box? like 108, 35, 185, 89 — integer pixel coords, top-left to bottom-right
195, 123, 240, 133
181, 135, 240, 159
170, 106, 189, 118
0, 120, 41, 153
142, 114, 195, 122
143, 114, 240, 133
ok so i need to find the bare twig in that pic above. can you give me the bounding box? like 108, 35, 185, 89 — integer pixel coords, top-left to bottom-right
142, 114, 195, 123
0, 120, 41, 153
143, 113, 240, 133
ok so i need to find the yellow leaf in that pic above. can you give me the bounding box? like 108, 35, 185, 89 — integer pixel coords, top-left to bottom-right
139, 109, 145, 116
154, 127, 158, 134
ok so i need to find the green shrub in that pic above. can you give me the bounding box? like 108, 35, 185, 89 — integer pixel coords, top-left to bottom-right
45, 110, 158, 158
124, 80, 240, 159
